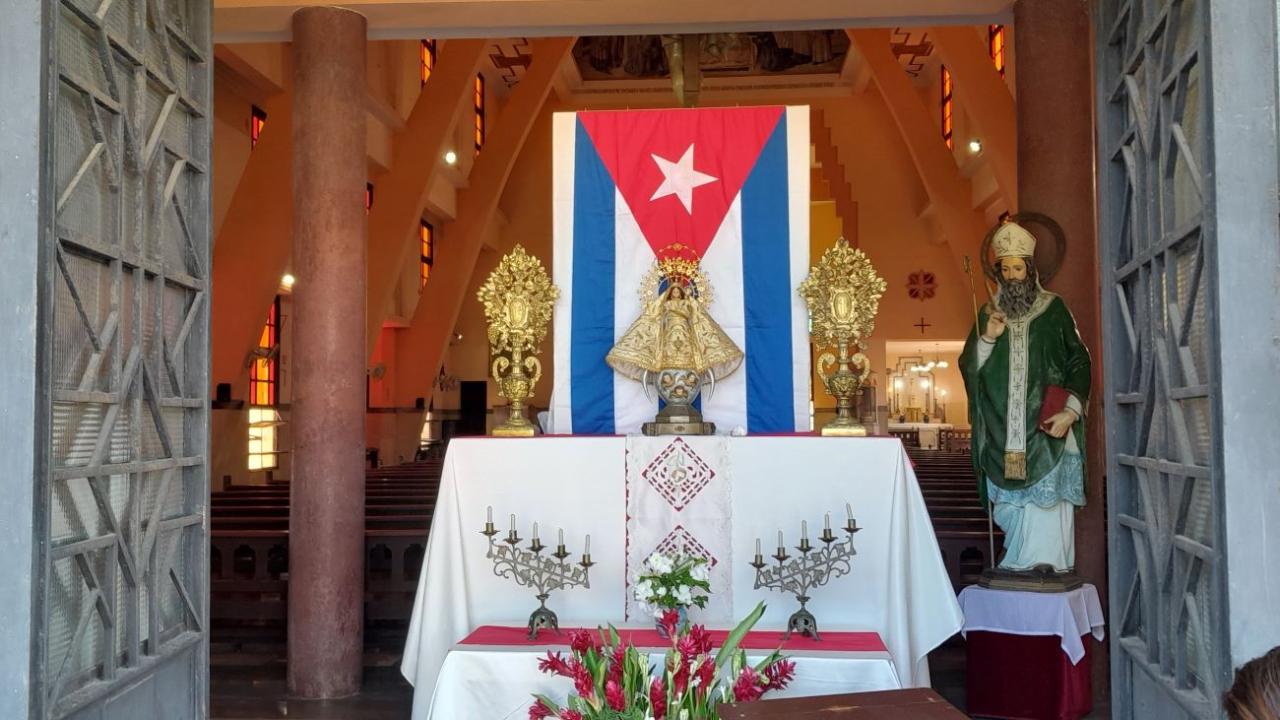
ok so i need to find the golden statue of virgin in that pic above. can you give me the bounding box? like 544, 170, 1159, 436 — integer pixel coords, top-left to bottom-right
606, 259, 742, 435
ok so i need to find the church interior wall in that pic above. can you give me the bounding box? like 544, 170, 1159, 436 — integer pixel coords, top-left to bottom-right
208, 29, 1009, 472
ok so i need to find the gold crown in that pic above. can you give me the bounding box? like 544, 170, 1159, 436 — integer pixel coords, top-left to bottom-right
992, 221, 1037, 259
657, 256, 700, 283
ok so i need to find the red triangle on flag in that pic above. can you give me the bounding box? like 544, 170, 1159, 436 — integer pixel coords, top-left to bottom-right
579, 107, 785, 261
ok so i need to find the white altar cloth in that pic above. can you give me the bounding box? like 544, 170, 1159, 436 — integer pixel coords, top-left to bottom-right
957, 584, 1105, 664
427, 635, 900, 719
401, 436, 963, 719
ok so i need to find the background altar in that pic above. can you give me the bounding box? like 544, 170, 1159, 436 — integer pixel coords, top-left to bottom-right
887, 422, 954, 450
400, 435, 962, 718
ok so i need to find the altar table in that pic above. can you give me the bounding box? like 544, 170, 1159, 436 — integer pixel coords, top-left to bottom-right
401, 436, 963, 719
426, 626, 901, 719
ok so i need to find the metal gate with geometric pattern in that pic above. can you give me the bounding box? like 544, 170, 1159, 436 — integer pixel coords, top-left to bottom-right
37, 0, 211, 716
1095, 0, 1231, 717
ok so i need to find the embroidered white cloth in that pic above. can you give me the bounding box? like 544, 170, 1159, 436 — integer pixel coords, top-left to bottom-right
957, 584, 1106, 665
625, 435, 733, 623
425, 643, 900, 719
400, 436, 963, 719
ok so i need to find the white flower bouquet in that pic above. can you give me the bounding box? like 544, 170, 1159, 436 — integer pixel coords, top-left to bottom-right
633, 551, 712, 619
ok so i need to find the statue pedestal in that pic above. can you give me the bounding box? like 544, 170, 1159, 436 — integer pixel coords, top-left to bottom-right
641, 420, 716, 436
642, 393, 715, 436
957, 584, 1103, 720
979, 565, 1084, 593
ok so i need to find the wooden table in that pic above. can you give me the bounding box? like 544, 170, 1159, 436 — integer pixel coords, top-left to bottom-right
718, 688, 967, 719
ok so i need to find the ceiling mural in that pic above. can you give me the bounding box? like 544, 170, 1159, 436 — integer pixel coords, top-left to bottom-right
572, 31, 850, 81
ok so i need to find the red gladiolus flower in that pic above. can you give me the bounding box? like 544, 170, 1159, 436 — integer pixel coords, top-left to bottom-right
687, 624, 713, 655
560, 711, 584, 720
732, 666, 765, 703
528, 699, 554, 719
571, 660, 595, 698
605, 679, 626, 711
609, 643, 627, 682
537, 651, 572, 677
659, 609, 681, 639
676, 634, 700, 663
569, 629, 598, 655
765, 659, 797, 690
649, 678, 667, 720
672, 660, 690, 696
696, 658, 716, 689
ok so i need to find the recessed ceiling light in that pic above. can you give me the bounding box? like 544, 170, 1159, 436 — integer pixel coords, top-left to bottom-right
281, 273, 295, 288
968, 138, 983, 154
444, 150, 458, 165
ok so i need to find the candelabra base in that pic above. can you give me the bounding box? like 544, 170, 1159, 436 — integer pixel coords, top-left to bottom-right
527, 603, 560, 640
784, 605, 820, 640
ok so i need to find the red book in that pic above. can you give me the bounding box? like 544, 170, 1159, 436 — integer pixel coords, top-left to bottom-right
1039, 385, 1072, 429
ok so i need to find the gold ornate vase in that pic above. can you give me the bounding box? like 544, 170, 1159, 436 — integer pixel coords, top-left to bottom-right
477, 245, 559, 436
798, 238, 887, 437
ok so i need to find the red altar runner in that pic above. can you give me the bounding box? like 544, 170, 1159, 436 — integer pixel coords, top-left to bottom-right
461, 625, 887, 653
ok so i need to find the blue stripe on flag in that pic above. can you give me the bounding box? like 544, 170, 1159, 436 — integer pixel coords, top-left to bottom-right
741, 115, 794, 432
570, 119, 617, 433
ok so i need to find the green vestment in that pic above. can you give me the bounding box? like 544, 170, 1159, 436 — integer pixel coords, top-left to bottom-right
959, 291, 1091, 506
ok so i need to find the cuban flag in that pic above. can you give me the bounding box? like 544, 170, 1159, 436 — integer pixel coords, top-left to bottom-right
549, 106, 811, 434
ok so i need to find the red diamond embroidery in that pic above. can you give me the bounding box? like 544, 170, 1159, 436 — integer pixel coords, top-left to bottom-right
653, 524, 719, 568
641, 438, 714, 511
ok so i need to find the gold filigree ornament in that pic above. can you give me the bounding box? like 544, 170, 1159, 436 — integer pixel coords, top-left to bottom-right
477, 244, 559, 436
798, 238, 887, 436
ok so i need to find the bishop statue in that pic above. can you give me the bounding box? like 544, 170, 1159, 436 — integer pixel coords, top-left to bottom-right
959, 221, 1092, 574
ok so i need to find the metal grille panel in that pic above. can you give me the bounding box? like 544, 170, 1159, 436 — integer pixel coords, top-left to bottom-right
40, 0, 210, 716
1095, 0, 1229, 717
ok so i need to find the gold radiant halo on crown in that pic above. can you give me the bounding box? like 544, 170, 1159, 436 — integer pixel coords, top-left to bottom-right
639, 256, 715, 307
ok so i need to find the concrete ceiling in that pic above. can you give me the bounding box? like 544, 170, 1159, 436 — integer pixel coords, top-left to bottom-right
214, 0, 1014, 43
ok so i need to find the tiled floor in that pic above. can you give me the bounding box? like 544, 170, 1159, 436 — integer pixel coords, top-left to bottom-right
211, 665, 413, 720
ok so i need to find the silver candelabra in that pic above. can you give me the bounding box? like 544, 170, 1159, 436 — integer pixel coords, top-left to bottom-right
750, 504, 860, 640
481, 506, 594, 639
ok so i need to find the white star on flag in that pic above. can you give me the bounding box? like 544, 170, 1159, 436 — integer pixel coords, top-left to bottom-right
649, 144, 718, 214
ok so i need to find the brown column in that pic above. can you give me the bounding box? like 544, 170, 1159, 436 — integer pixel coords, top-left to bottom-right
288, 6, 367, 698
1013, 0, 1109, 701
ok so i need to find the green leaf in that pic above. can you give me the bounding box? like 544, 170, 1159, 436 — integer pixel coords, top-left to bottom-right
715, 601, 766, 668
532, 694, 562, 714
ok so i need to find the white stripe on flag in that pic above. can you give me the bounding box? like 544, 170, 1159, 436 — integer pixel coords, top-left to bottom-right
613, 193, 657, 434
550, 112, 577, 434
785, 106, 812, 430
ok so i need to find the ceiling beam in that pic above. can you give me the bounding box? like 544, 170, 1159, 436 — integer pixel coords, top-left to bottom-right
209, 90, 293, 395
929, 25, 1017, 211
214, 1, 1013, 44
392, 36, 575, 407
364, 39, 488, 360
847, 28, 989, 279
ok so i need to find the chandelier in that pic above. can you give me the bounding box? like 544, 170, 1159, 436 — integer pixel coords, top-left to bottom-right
908, 344, 949, 373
